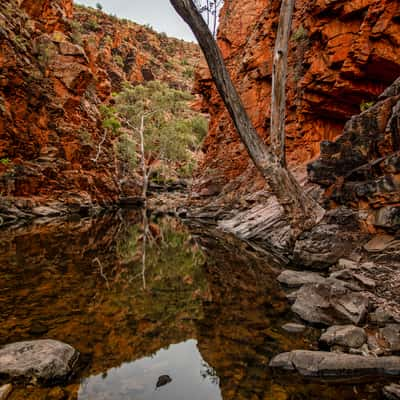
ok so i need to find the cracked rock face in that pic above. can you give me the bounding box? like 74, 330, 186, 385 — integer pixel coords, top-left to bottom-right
0, 0, 200, 211
291, 282, 369, 326
308, 77, 400, 221
194, 0, 400, 206
0, 339, 79, 384
292, 224, 354, 269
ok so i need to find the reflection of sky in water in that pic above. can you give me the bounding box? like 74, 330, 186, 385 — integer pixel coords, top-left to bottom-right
78, 339, 222, 400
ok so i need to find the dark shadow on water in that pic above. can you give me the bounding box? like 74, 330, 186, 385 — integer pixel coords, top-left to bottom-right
0, 210, 384, 399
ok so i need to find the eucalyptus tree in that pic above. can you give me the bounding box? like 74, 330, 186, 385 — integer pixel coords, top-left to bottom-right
170, 0, 325, 238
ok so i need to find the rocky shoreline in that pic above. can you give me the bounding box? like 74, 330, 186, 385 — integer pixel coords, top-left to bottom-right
269, 252, 400, 397
0, 179, 189, 229
0, 206, 399, 399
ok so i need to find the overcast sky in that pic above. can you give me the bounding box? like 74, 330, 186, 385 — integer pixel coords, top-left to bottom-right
75, 0, 196, 41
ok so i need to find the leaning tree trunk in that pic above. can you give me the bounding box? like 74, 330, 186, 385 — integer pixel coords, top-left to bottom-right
170, 0, 325, 237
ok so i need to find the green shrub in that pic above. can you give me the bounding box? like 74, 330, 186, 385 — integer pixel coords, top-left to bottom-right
292, 25, 308, 42
85, 19, 100, 31
114, 55, 124, 68
99, 105, 121, 135
182, 67, 194, 79
164, 60, 174, 70
114, 82, 203, 163
191, 115, 208, 143
116, 133, 137, 169
0, 158, 10, 165
360, 100, 375, 112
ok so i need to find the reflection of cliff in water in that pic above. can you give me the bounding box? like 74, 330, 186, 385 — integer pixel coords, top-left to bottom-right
0, 213, 382, 399
0, 211, 208, 381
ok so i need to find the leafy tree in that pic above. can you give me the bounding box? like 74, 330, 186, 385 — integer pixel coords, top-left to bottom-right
115, 81, 205, 162
109, 81, 207, 196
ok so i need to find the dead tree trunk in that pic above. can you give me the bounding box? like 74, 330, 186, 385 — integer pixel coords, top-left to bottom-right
271, 0, 295, 167
139, 115, 149, 201
170, 0, 324, 237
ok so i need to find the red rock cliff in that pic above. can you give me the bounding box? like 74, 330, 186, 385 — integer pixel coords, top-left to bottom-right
195, 0, 400, 197
0, 0, 200, 218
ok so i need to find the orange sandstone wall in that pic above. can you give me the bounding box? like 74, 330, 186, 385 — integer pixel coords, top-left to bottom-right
194, 0, 400, 195
0, 0, 200, 210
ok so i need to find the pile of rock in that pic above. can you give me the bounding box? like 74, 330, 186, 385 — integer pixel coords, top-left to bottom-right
272, 261, 400, 397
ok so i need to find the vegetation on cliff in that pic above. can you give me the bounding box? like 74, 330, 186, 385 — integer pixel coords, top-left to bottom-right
0, 0, 203, 221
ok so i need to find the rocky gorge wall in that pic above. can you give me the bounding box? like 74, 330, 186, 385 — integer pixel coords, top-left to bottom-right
0, 0, 200, 221
194, 0, 400, 217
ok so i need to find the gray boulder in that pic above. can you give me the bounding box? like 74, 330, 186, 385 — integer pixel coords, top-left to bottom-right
319, 325, 367, 348
293, 224, 353, 269
0, 340, 79, 383
277, 270, 325, 288
291, 282, 369, 326
269, 350, 400, 380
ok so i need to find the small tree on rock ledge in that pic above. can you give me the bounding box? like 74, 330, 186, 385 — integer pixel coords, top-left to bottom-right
170, 0, 325, 239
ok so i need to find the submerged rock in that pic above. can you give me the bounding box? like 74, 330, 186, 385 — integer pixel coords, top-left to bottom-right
281, 323, 306, 333
269, 350, 400, 380
0, 340, 79, 384
291, 282, 369, 326
319, 325, 367, 349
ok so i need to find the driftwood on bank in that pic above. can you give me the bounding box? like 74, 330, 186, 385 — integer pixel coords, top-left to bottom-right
170, 0, 324, 238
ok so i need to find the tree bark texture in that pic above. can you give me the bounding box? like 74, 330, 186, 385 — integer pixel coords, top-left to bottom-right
170, 0, 325, 236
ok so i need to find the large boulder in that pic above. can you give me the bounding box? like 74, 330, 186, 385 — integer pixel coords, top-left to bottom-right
319, 325, 367, 349
269, 350, 400, 380
0, 340, 79, 384
293, 225, 353, 269
291, 282, 369, 326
